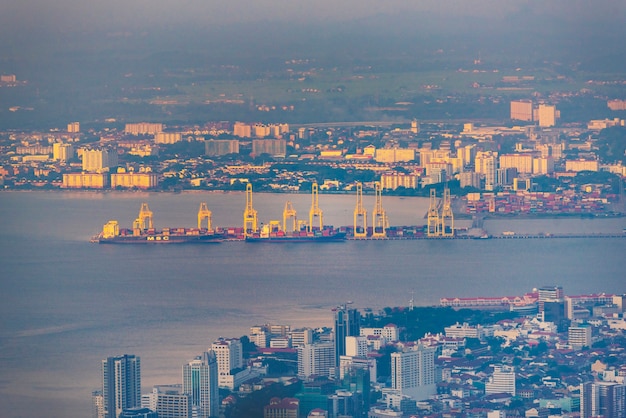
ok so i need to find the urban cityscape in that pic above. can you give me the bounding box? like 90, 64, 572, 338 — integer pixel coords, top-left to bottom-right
1, 1, 626, 418
96, 286, 626, 418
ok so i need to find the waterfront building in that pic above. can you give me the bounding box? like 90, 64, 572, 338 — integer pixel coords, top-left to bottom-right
485, 365, 516, 396
205, 139, 240, 156
580, 381, 626, 418
182, 351, 219, 418
110, 172, 158, 189
154, 132, 182, 144
62, 172, 109, 189
125, 123, 163, 135
380, 172, 419, 190
333, 306, 360, 367
297, 343, 335, 379
390, 344, 436, 401
510, 100, 534, 122
102, 354, 141, 418
568, 324, 592, 350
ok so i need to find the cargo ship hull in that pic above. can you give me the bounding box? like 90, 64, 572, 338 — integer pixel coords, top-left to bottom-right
94, 230, 224, 244
245, 231, 346, 243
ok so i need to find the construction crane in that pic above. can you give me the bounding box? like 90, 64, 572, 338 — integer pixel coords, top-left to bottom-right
309, 182, 323, 231
133, 202, 153, 232
198, 202, 212, 231
353, 182, 367, 238
427, 189, 439, 237
283, 201, 297, 233
440, 187, 454, 237
243, 183, 258, 236
372, 181, 388, 238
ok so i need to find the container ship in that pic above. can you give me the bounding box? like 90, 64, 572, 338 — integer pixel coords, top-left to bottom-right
93, 203, 224, 244
245, 224, 346, 243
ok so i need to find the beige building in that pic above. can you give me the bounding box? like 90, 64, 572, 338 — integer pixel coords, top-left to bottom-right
62, 173, 109, 189
154, 132, 182, 144
205, 139, 239, 156
565, 159, 599, 172
510, 100, 534, 122
67, 122, 80, 133
81, 148, 118, 173
380, 172, 419, 190
53, 143, 75, 162
233, 122, 252, 138
499, 154, 533, 174
252, 139, 287, 157
124, 123, 163, 135
536, 104, 559, 127
532, 157, 554, 175
608, 99, 626, 110
375, 148, 415, 163
475, 151, 498, 191
111, 172, 158, 189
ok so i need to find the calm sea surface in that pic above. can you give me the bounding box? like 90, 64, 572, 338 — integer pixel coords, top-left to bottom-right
0, 191, 624, 417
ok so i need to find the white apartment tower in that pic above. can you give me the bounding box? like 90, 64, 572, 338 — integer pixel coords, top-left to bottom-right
82, 148, 118, 173
390, 344, 436, 401
211, 338, 243, 375
474, 151, 498, 191
485, 365, 516, 396
297, 342, 335, 379
182, 351, 219, 418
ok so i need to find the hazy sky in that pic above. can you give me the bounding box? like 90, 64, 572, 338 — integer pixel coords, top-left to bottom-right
4, 0, 625, 32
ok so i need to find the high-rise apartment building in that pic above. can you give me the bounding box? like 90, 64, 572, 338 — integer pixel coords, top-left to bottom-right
182, 351, 219, 418
102, 354, 141, 418
485, 365, 516, 396
125, 123, 163, 135
475, 151, 498, 191
205, 139, 240, 156
211, 338, 243, 375
568, 324, 592, 350
252, 139, 287, 157
333, 306, 360, 367
538, 285, 564, 312
142, 385, 191, 418
390, 344, 436, 401
53, 142, 75, 162
297, 343, 335, 379
67, 122, 80, 133
510, 100, 534, 122
154, 132, 182, 144
499, 154, 533, 174
537, 104, 558, 127
581, 381, 626, 418
82, 148, 118, 173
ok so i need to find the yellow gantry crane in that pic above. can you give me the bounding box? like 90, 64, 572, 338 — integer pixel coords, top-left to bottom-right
427, 189, 440, 237
440, 187, 454, 237
309, 182, 323, 231
283, 201, 297, 233
372, 181, 389, 238
353, 182, 367, 238
198, 202, 212, 231
243, 183, 258, 236
133, 202, 153, 233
